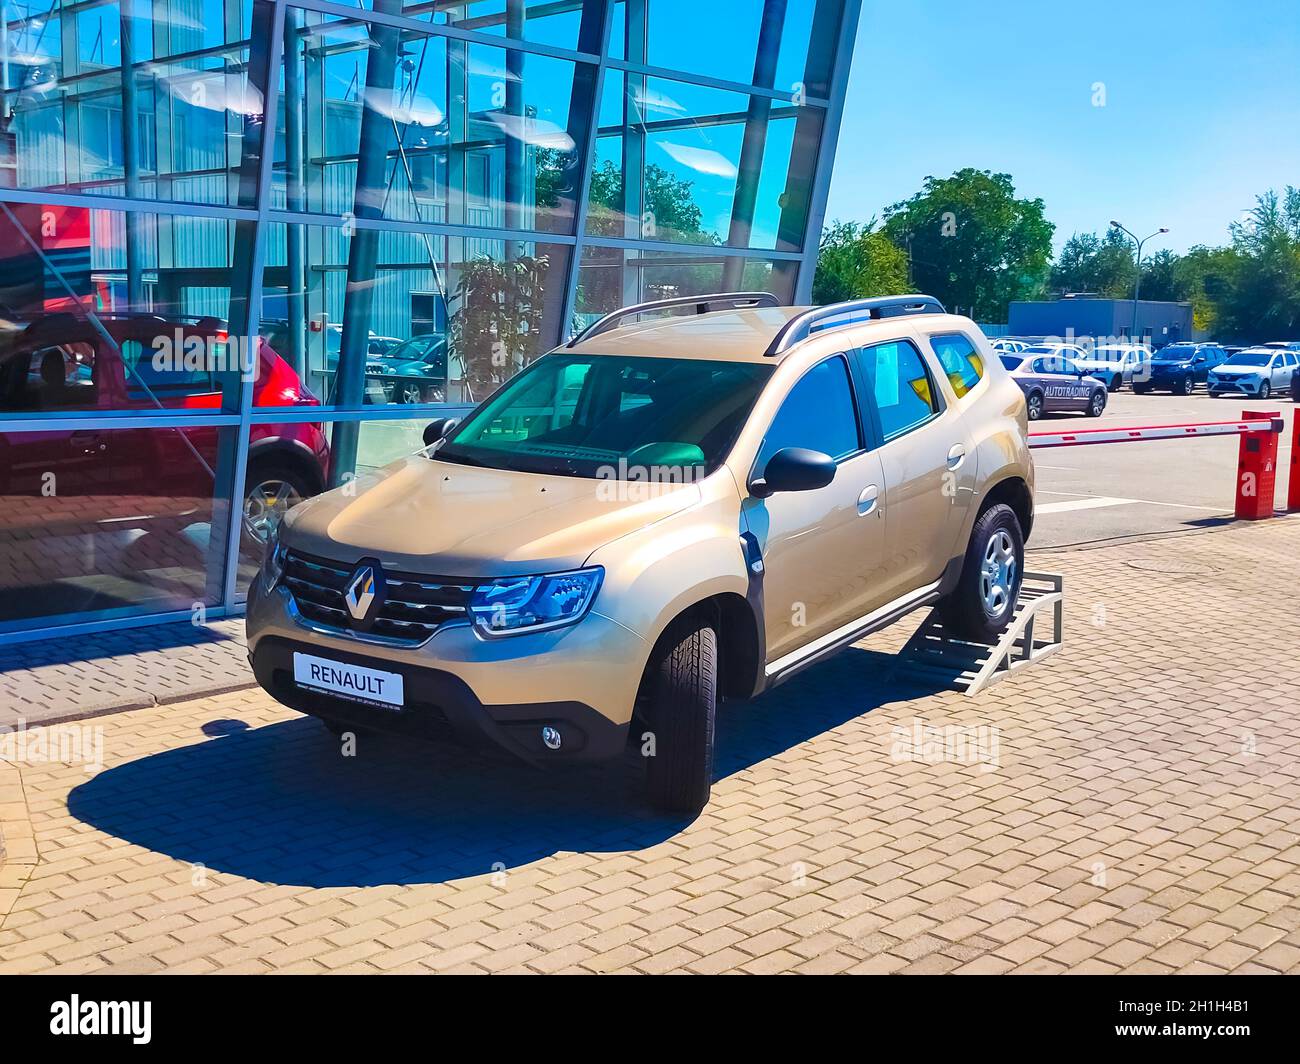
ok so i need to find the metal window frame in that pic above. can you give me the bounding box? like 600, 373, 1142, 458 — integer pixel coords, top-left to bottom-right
0, 0, 862, 645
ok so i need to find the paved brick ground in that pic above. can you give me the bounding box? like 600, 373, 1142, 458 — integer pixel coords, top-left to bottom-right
0, 618, 248, 728
1, 519, 1299, 974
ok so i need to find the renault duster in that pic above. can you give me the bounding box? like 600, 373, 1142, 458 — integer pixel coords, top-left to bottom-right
247, 293, 1034, 814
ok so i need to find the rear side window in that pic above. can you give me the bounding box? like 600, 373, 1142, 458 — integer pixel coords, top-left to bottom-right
859, 339, 939, 442
757, 355, 860, 468
929, 332, 985, 398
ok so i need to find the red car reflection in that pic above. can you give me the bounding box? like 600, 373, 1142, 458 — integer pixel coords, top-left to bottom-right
0, 313, 329, 541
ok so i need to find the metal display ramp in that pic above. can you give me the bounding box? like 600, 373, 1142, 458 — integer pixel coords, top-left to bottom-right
892, 572, 1063, 696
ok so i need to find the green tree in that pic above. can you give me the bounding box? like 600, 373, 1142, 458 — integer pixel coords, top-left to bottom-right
882, 168, 1054, 322
1139, 249, 1181, 302
1174, 245, 1241, 334
586, 160, 714, 243
1216, 187, 1300, 342
812, 219, 910, 305
1050, 229, 1139, 298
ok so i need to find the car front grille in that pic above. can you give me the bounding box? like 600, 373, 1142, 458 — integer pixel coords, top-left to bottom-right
283, 549, 474, 645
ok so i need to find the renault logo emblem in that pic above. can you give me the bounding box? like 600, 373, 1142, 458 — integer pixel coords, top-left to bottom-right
344, 564, 378, 621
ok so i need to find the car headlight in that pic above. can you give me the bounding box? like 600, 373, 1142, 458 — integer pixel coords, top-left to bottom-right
469, 567, 603, 638
262, 519, 287, 593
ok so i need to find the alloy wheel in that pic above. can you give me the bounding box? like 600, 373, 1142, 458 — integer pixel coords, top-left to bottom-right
979, 529, 1017, 619
243, 479, 302, 543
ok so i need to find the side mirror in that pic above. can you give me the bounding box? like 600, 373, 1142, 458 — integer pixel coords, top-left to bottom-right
748, 447, 836, 499
422, 417, 459, 447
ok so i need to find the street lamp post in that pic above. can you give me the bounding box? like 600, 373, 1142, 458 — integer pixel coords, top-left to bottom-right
1110, 221, 1169, 343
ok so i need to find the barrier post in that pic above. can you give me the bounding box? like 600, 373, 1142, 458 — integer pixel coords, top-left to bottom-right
1235, 410, 1280, 520
1289, 412, 1300, 512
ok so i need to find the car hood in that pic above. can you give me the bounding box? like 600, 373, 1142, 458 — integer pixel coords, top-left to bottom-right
1211, 365, 1259, 375
281, 453, 703, 575
1150, 360, 1192, 369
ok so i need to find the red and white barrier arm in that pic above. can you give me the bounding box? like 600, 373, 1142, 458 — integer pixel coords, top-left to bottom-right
1028, 418, 1285, 449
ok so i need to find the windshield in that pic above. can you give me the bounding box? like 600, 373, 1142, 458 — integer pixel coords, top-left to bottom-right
1154, 347, 1195, 361
384, 336, 441, 362
435, 353, 773, 479
1225, 352, 1271, 366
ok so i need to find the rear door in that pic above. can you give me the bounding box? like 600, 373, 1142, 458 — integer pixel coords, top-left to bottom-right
852, 333, 974, 600
1033, 356, 1089, 410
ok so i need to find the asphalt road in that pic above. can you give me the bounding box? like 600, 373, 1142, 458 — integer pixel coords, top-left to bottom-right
1028, 388, 1297, 549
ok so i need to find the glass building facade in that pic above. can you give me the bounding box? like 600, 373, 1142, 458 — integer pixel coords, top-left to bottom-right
0, 0, 861, 641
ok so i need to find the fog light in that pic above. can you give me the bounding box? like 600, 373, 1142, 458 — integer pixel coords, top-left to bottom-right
541, 726, 562, 751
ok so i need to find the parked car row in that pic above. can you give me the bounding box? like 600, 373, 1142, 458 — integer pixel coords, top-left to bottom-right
991, 335, 1300, 402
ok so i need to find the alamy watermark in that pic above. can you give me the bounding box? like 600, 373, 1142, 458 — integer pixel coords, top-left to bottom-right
0, 718, 104, 775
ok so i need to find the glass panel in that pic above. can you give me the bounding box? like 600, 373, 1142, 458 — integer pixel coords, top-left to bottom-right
0, 0, 267, 207
574, 244, 795, 329
336, 0, 595, 50
861, 340, 939, 442
232, 414, 432, 597
257, 220, 571, 408
275, 10, 594, 234
0, 423, 238, 629
587, 71, 821, 250
0, 199, 253, 413
756, 355, 857, 467
611, 0, 835, 99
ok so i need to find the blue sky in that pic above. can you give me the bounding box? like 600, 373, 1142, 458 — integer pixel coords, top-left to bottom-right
825, 0, 1300, 254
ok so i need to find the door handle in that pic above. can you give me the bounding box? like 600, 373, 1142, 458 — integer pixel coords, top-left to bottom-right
946, 444, 966, 470
857, 484, 880, 517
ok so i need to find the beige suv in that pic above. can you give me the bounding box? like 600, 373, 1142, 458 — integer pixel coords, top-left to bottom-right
247, 293, 1034, 814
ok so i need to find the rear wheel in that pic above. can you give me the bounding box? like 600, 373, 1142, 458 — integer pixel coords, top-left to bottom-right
643, 618, 717, 816
939, 503, 1024, 641
1025, 391, 1043, 421
243, 460, 312, 544
1087, 390, 1106, 417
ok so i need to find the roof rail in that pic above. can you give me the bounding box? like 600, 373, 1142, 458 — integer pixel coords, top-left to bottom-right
764, 294, 946, 356
566, 291, 781, 347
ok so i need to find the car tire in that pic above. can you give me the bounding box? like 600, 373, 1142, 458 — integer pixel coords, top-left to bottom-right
1087, 390, 1106, 417
1133, 382, 1150, 395
644, 618, 717, 816
1290, 374, 1300, 402
1025, 391, 1044, 421
399, 382, 423, 404
1108, 374, 1121, 392
1178, 376, 1195, 396
1259, 381, 1271, 400
939, 503, 1024, 642
243, 459, 315, 544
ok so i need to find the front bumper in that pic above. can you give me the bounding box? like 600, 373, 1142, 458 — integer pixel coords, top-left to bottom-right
246, 583, 646, 764
1208, 377, 1262, 395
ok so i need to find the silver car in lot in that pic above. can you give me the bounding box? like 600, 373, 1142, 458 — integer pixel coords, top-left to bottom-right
1073, 343, 1151, 392
999, 349, 1108, 420
1207, 348, 1300, 399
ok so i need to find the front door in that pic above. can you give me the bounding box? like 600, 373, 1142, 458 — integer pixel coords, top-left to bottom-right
743, 354, 889, 663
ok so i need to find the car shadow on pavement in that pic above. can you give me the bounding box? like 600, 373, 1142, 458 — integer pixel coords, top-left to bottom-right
66, 646, 918, 888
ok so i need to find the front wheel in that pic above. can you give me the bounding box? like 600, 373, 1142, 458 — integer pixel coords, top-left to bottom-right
1259, 381, 1271, 400
643, 618, 717, 816
1178, 376, 1195, 396
1133, 382, 1150, 395
938, 503, 1024, 641
1108, 374, 1122, 392
1087, 390, 1106, 417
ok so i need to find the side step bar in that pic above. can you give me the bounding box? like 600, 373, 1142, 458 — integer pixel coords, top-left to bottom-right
891, 572, 1064, 696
